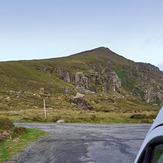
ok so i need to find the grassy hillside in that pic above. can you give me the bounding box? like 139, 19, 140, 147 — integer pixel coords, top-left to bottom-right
0, 47, 162, 123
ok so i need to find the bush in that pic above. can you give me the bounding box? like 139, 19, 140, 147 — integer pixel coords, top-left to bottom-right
12, 127, 26, 138
32, 116, 44, 122
52, 115, 62, 122
130, 114, 146, 119
130, 113, 157, 123
0, 118, 26, 142
0, 118, 14, 130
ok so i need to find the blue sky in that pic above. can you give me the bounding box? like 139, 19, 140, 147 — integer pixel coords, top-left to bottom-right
0, 0, 163, 70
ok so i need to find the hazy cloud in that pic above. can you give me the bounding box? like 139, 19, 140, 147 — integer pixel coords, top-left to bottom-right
141, 35, 163, 49
157, 63, 163, 71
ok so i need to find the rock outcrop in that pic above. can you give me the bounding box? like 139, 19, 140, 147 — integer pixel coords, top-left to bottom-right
55, 65, 121, 94
1, 46, 163, 110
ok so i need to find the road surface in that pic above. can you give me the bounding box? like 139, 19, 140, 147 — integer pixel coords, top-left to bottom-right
8, 123, 150, 163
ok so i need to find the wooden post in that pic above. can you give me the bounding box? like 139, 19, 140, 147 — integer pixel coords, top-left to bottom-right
39, 88, 50, 119
43, 97, 46, 119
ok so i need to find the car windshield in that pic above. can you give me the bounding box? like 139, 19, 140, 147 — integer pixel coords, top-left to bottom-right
152, 144, 163, 163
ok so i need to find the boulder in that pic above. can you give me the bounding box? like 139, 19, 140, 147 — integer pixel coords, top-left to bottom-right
56, 119, 65, 123
73, 92, 84, 99
71, 93, 92, 110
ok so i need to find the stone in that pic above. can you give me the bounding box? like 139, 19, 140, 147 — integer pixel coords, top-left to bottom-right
2, 130, 10, 138
73, 92, 84, 99
56, 119, 65, 123
5, 97, 11, 101
13, 137, 20, 143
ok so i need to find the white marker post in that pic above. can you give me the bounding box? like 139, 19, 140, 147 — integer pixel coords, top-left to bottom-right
43, 97, 46, 119
39, 88, 50, 120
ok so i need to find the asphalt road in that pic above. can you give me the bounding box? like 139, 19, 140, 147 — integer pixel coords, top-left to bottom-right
9, 123, 150, 163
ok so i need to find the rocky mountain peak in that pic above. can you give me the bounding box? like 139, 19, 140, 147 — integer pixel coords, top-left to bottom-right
0, 47, 163, 113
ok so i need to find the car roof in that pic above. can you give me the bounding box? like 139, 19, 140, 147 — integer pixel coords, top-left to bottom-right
147, 106, 163, 135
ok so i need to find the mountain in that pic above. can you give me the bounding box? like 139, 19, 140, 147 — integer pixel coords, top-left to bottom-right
0, 47, 163, 123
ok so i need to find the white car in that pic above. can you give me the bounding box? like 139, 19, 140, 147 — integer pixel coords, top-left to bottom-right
135, 106, 163, 163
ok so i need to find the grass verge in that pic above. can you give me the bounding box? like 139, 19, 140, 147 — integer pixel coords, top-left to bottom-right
0, 128, 45, 163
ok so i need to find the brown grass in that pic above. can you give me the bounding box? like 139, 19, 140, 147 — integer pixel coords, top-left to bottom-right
0, 106, 159, 124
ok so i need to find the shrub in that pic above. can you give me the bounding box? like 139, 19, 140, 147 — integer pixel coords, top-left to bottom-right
130, 113, 157, 123
0, 132, 5, 142
12, 127, 26, 138
130, 114, 146, 119
32, 116, 44, 122
0, 118, 14, 130
0, 118, 27, 142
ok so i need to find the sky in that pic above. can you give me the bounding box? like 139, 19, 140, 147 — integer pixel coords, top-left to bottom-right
0, 0, 163, 70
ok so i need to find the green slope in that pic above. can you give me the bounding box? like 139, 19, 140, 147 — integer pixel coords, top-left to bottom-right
0, 47, 162, 123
